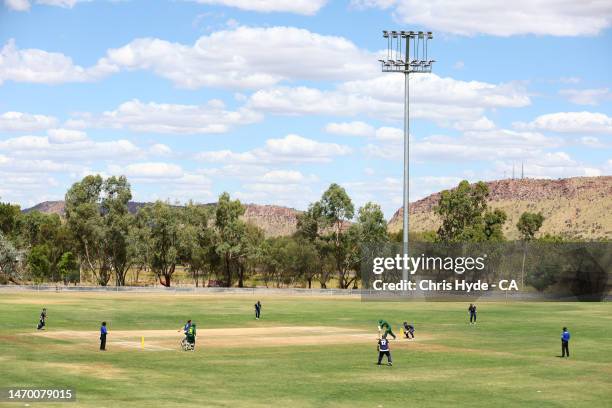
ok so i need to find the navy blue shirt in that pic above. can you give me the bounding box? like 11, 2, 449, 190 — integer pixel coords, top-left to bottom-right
562, 331, 570, 342
100, 326, 107, 335
378, 338, 390, 352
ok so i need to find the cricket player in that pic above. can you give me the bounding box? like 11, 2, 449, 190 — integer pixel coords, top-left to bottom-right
378, 319, 396, 339
377, 337, 392, 366
254, 301, 262, 320
100, 322, 107, 351
186, 323, 196, 349
37, 308, 47, 330
468, 304, 477, 324
403, 322, 415, 339
178, 320, 192, 335
561, 327, 570, 358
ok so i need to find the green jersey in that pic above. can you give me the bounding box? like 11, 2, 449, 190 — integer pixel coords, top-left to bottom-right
378, 320, 391, 330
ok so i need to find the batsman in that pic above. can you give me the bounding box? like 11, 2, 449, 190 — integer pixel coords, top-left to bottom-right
378, 319, 397, 339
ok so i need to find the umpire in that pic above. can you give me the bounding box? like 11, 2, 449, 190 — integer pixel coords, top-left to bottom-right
561, 327, 570, 358
100, 321, 107, 351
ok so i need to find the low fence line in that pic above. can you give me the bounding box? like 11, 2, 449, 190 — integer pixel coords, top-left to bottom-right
0, 285, 609, 301
0, 285, 362, 296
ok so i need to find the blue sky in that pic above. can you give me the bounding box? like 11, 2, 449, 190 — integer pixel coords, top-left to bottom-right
0, 0, 611, 217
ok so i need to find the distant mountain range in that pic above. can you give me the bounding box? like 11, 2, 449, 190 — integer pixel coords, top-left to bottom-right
23, 201, 301, 237
23, 176, 612, 239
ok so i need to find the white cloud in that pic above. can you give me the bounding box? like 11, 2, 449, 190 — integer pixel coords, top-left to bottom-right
365, 127, 560, 162
80, 99, 261, 134
0, 154, 84, 173
559, 88, 610, 105
324, 121, 375, 137
101, 26, 376, 89
259, 169, 317, 184
249, 74, 530, 124
37, 0, 78, 7
197, 134, 352, 164
4, 0, 83, 11
580, 136, 607, 148
492, 154, 604, 179
109, 162, 184, 179
0, 111, 58, 132
187, 0, 327, 15
374, 126, 403, 142
149, 143, 172, 156
454, 116, 496, 132
324, 121, 404, 141
516, 111, 612, 133
4, 0, 30, 11
47, 128, 88, 144
351, 0, 612, 36
0, 131, 141, 160
264, 134, 351, 159
0, 39, 117, 85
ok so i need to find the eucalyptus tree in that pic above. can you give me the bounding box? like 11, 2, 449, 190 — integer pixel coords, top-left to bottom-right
65, 175, 133, 286
319, 183, 357, 288
214, 192, 246, 287
137, 201, 182, 287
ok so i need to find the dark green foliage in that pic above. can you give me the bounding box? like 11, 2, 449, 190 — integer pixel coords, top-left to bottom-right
435, 180, 508, 243
57, 251, 79, 284
27, 244, 51, 283
517, 211, 545, 240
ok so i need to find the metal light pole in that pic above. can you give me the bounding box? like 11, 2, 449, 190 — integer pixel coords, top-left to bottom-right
379, 31, 434, 282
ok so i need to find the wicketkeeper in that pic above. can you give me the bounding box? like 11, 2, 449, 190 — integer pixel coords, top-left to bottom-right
403, 322, 415, 339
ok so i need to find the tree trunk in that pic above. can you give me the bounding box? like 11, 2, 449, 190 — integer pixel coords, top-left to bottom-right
224, 256, 232, 287
238, 264, 244, 288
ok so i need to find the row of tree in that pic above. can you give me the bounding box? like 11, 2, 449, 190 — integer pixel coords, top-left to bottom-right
0, 176, 553, 287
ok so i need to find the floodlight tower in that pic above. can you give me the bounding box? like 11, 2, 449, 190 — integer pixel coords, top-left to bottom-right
379, 30, 434, 281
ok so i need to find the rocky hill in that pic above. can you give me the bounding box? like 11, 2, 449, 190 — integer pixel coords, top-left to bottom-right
388, 176, 612, 240
23, 201, 301, 238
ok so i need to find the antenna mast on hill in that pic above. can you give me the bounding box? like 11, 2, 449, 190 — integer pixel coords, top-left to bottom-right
379, 30, 434, 283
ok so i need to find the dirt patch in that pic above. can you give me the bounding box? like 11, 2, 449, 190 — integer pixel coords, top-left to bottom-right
31, 326, 382, 351
43, 362, 125, 380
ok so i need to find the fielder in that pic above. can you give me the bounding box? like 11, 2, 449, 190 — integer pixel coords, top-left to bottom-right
468, 303, 477, 324
254, 301, 262, 320
37, 308, 47, 330
378, 319, 396, 339
377, 336, 392, 366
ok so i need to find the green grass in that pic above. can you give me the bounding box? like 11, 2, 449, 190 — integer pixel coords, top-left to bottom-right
1, 293, 611, 407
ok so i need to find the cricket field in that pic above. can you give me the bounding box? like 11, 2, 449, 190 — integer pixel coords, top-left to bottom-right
0, 292, 610, 407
